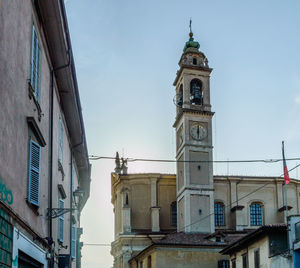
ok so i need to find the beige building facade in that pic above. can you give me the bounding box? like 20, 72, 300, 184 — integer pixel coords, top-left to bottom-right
0, 1, 90, 267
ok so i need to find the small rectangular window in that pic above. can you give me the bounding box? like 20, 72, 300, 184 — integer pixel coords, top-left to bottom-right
147, 255, 151, 268
242, 254, 248, 268
30, 24, 41, 101
231, 259, 236, 268
254, 249, 260, 268
218, 260, 229, 268
58, 199, 64, 242
71, 225, 77, 259
28, 139, 41, 206
58, 116, 63, 165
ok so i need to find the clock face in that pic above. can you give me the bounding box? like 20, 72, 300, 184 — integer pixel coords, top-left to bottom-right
190, 124, 207, 140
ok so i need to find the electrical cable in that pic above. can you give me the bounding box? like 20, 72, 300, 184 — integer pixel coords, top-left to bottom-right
88, 155, 300, 164
177, 162, 300, 232
82, 163, 300, 245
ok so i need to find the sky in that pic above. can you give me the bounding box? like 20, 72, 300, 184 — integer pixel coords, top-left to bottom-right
64, 1, 300, 267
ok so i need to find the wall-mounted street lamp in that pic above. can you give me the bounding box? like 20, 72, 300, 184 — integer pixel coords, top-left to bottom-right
46, 187, 84, 219
73, 187, 84, 207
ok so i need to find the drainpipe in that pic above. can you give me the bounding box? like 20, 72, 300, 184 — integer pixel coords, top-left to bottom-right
49, 58, 71, 268
48, 69, 54, 268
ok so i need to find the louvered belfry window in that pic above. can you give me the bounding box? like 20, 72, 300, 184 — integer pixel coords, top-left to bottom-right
30, 24, 41, 101
28, 139, 41, 206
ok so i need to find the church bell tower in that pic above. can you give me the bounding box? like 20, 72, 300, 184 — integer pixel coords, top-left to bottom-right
173, 26, 214, 233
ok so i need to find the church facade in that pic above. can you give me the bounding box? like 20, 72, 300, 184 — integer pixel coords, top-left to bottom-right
110, 30, 299, 268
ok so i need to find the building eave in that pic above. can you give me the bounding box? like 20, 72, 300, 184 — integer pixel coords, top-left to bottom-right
37, 0, 91, 207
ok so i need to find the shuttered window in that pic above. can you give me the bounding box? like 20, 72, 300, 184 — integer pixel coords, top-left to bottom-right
28, 139, 41, 206
30, 25, 41, 101
71, 225, 77, 259
58, 199, 64, 242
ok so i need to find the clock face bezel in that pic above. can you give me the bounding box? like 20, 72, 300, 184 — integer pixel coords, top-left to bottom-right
190, 123, 207, 141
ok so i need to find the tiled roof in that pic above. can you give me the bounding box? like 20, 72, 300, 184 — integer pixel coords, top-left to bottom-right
154, 230, 248, 247
220, 224, 287, 254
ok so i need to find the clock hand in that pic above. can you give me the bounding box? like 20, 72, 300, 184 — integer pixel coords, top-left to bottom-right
197, 125, 200, 139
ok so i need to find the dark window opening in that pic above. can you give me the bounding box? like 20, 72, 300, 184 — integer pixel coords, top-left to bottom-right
214, 202, 225, 226
193, 57, 197, 65
254, 249, 260, 268
190, 79, 203, 105
178, 84, 183, 107
147, 255, 152, 268
218, 260, 229, 268
171, 202, 177, 226
250, 203, 262, 226
125, 193, 129, 206
242, 254, 248, 268
231, 259, 236, 268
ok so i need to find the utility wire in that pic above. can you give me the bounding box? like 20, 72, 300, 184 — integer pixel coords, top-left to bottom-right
82, 163, 300, 245
83, 243, 111, 246
177, 162, 300, 232
89, 155, 300, 164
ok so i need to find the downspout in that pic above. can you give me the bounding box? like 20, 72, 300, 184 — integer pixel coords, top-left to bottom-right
48, 69, 54, 268
49, 57, 71, 268
70, 153, 73, 263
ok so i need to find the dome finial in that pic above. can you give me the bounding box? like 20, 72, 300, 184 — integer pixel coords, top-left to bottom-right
189, 18, 193, 37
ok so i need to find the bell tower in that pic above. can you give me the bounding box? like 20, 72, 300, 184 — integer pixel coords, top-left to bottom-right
173, 25, 214, 233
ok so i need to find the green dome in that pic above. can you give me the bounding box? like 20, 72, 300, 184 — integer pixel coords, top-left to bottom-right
183, 33, 200, 52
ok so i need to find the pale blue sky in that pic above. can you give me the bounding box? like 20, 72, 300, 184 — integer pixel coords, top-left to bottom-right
65, 1, 300, 267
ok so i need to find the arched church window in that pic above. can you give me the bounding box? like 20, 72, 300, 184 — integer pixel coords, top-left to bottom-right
250, 203, 263, 226
171, 201, 177, 226
190, 79, 203, 105
178, 84, 183, 107
193, 57, 197, 65
214, 202, 225, 226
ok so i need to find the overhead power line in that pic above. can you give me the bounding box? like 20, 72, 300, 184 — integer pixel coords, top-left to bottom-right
82, 163, 300, 246
89, 155, 300, 164
178, 162, 300, 232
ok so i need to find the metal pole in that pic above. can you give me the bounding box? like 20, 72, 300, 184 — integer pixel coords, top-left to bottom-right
282, 141, 290, 253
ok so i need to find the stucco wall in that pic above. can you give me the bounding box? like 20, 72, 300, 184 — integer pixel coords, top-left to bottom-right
0, 1, 82, 265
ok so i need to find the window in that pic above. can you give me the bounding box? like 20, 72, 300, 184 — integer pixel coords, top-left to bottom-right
254, 249, 260, 268
193, 57, 197, 65
147, 255, 151, 268
58, 116, 63, 165
178, 84, 183, 107
295, 221, 300, 241
171, 202, 177, 226
30, 24, 41, 101
28, 139, 41, 206
218, 260, 229, 268
231, 259, 236, 268
58, 199, 64, 242
242, 253, 248, 268
190, 79, 203, 105
214, 202, 225, 226
71, 225, 77, 259
250, 203, 263, 226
